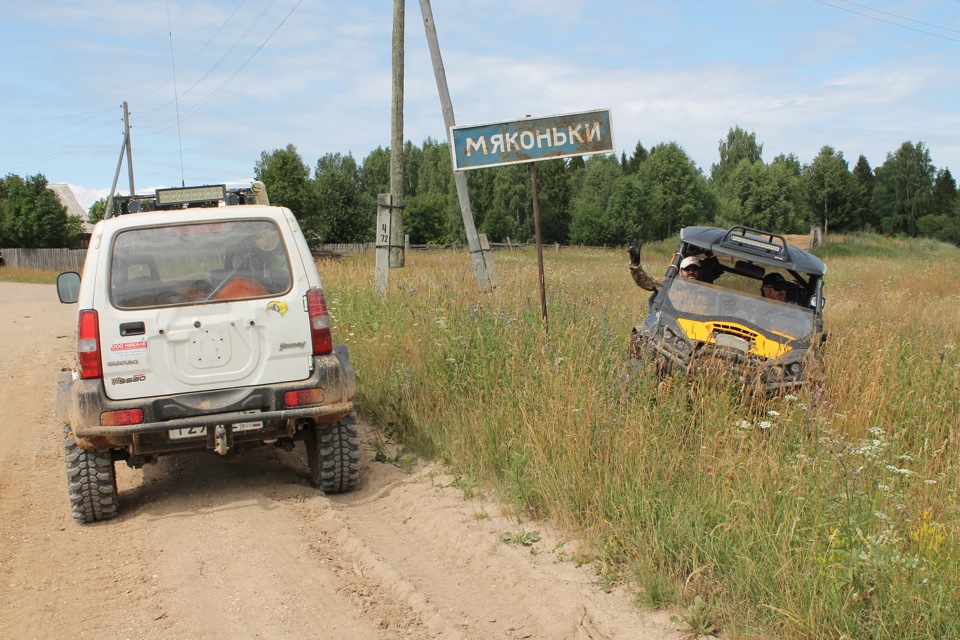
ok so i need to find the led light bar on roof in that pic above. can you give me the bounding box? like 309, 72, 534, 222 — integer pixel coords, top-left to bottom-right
731, 233, 783, 253
155, 184, 226, 207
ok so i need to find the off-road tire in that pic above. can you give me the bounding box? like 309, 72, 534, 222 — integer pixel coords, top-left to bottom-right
63, 425, 118, 524
305, 413, 361, 494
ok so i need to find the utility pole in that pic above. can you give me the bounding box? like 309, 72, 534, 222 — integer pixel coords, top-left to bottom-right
419, 0, 497, 291
389, 0, 405, 268
123, 101, 135, 198
105, 101, 136, 219
378, 0, 406, 296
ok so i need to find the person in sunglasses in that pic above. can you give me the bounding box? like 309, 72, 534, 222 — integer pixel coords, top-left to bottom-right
678, 256, 703, 280
760, 272, 792, 302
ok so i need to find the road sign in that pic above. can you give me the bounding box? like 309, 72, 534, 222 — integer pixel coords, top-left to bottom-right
450, 108, 614, 171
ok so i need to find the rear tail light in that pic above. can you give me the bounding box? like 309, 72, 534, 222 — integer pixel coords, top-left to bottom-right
284, 388, 326, 407
306, 287, 333, 355
100, 409, 144, 426
77, 309, 103, 379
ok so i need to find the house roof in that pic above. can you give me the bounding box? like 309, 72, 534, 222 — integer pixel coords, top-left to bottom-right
48, 183, 95, 234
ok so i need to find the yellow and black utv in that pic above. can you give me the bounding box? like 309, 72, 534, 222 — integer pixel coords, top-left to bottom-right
631, 226, 827, 392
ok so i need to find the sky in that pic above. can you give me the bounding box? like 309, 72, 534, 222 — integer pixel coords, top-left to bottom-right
1, 0, 958, 213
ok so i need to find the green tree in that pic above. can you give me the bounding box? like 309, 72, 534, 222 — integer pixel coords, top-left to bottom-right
359, 146, 391, 201
802, 146, 858, 233
412, 139, 461, 241
404, 192, 449, 244
487, 164, 531, 242
851, 154, 876, 230
932, 168, 957, 217
254, 144, 315, 219
716, 159, 804, 233
710, 126, 763, 187
606, 173, 649, 244
636, 142, 715, 240
0, 173, 80, 248
314, 152, 372, 243
873, 141, 935, 236
917, 168, 960, 244
622, 141, 649, 175
88, 198, 107, 224
532, 159, 573, 244
569, 155, 623, 245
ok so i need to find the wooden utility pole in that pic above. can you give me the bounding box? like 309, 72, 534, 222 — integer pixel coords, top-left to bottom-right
389, 0, 405, 268
105, 101, 136, 219
123, 101, 135, 198
419, 0, 497, 291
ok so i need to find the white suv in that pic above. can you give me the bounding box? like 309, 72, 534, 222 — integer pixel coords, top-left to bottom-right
56, 183, 359, 524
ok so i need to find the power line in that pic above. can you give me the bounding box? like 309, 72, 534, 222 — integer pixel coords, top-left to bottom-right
0, 0, 270, 172
143, 0, 304, 135
810, 0, 960, 44
0, 109, 117, 153
134, 0, 251, 112
834, 0, 960, 35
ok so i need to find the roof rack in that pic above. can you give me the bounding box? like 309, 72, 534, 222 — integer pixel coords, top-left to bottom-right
107, 182, 269, 218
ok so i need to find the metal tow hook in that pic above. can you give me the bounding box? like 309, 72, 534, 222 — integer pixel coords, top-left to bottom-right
214, 425, 229, 455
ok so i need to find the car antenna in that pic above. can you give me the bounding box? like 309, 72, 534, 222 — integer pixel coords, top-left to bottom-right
166, 0, 186, 187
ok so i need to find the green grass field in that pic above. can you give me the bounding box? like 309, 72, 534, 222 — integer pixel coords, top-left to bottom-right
10, 233, 959, 638
321, 234, 960, 640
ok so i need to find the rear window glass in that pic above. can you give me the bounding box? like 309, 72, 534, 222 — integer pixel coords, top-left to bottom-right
110, 219, 292, 309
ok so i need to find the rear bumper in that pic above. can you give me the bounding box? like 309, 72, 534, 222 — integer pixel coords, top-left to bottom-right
57, 346, 356, 451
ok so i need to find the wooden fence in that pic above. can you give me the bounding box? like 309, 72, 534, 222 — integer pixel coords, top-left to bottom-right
0, 242, 581, 272
1, 247, 87, 272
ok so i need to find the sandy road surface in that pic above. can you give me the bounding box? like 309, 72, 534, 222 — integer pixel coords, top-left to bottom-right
0, 281, 683, 640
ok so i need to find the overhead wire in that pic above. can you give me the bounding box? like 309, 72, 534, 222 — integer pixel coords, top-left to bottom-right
134, 0, 250, 116
0, 114, 118, 160
142, 0, 304, 135
1, 0, 285, 174
809, 0, 960, 44
833, 0, 960, 35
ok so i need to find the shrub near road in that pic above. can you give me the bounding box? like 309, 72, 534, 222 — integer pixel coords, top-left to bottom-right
323, 235, 960, 640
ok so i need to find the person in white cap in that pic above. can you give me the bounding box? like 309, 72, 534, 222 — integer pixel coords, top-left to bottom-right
628, 244, 716, 292
678, 255, 702, 280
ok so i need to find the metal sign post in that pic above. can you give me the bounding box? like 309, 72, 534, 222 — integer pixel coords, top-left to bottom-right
530, 162, 547, 332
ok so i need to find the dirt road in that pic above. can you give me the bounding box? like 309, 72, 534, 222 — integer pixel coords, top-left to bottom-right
0, 281, 682, 640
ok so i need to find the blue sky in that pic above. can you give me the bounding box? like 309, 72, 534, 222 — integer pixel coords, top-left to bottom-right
1, 0, 958, 212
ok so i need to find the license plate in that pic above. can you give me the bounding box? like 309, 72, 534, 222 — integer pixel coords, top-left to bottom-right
168, 419, 264, 440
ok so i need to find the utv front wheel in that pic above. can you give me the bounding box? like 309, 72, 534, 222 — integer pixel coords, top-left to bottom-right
306, 414, 361, 494
64, 425, 118, 524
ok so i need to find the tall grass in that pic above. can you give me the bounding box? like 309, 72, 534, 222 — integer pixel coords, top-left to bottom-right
0, 266, 58, 284
321, 237, 960, 638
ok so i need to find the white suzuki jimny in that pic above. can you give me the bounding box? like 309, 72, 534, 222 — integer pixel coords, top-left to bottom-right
56, 183, 359, 524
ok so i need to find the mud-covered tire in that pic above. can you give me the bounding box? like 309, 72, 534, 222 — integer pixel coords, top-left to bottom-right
305, 414, 361, 494
63, 425, 118, 524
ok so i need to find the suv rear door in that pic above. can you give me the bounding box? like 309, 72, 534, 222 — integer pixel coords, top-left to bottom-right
97, 210, 315, 401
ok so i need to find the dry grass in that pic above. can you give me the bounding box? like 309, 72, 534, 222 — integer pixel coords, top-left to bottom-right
321, 235, 960, 639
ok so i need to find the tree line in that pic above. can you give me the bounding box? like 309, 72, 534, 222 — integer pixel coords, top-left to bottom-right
1, 126, 958, 249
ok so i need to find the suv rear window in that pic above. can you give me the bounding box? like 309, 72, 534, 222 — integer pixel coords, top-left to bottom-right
110, 219, 292, 309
